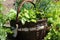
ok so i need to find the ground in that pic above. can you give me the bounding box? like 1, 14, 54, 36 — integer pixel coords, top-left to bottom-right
2, 0, 15, 14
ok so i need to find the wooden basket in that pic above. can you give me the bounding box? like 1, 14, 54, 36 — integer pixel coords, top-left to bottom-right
10, 1, 49, 40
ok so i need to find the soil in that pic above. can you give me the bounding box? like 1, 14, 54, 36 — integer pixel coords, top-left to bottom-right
2, 0, 16, 14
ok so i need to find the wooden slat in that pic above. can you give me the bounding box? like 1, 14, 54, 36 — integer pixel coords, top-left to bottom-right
18, 26, 45, 31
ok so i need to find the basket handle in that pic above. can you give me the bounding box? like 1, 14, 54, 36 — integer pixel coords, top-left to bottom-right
16, 1, 36, 23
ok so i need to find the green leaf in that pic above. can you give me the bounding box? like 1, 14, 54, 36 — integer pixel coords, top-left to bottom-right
21, 18, 26, 25
31, 19, 36, 23
25, 13, 30, 18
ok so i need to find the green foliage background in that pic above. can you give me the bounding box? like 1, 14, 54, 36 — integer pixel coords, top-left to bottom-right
43, 0, 60, 40
0, 0, 12, 40
0, 0, 60, 40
